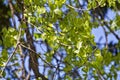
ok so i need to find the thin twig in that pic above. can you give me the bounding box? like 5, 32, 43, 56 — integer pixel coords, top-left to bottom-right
0, 43, 20, 77
26, 21, 43, 33
20, 43, 55, 68
66, 4, 89, 11
5, 60, 21, 67
95, 2, 120, 41
8, 0, 16, 29
56, 40, 73, 47
25, 71, 31, 80
96, 66, 105, 80
103, 21, 120, 41
102, 26, 108, 48
99, 19, 120, 41
66, 0, 103, 11
18, 28, 26, 78
0, 25, 22, 77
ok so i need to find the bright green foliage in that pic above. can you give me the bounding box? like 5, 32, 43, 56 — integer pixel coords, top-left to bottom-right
0, 0, 120, 79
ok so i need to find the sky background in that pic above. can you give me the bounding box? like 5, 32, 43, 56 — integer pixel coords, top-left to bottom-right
92, 8, 119, 44
3, 0, 120, 79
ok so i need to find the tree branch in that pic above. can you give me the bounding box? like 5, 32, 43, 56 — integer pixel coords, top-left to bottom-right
20, 43, 54, 68
8, 0, 16, 28
102, 26, 108, 48
0, 42, 20, 77
103, 21, 120, 41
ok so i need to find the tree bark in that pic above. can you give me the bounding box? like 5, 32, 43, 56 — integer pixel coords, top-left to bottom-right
25, 28, 48, 80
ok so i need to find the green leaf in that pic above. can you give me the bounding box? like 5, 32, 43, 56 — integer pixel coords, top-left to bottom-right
55, 0, 66, 7
34, 33, 41, 40
76, 41, 82, 50
65, 75, 72, 80
37, 7, 46, 14
115, 14, 120, 27
54, 8, 62, 16
63, 64, 72, 72
1, 49, 8, 61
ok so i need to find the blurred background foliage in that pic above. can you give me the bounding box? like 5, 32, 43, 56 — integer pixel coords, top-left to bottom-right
0, 0, 120, 80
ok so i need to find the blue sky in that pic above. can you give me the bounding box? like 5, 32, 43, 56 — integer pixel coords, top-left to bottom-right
3, 1, 120, 79
92, 8, 119, 45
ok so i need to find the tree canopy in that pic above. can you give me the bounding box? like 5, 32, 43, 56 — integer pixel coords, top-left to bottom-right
0, 0, 120, 80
